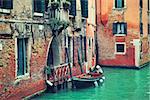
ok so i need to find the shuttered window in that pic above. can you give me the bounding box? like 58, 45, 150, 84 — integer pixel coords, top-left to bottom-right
113, 22, 127, 35
17, 38, 28, 76
115, 0, 124, 8
69, 0, 76, 16
81, 0, 88, 18
0, 0, 13, 9
33, 0, 49, 13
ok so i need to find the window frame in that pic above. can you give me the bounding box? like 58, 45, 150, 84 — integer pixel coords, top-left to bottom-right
15, 37, 31, 79
115, 42, 126, 55
0, 0, 13, 13
113, 0, 126, 9
113, 22, 127, 36
33, 0, 49, 16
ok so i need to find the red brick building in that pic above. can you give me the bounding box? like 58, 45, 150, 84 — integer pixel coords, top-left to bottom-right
96, 0, 150, 68
0, 0, 94, 99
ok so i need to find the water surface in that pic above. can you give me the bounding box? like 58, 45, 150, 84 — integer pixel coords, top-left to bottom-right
33, 65, 150, 100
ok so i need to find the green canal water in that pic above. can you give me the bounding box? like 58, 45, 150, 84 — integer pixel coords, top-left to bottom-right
33, 65, 150, 100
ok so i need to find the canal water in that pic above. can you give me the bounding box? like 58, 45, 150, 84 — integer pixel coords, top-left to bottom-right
32, 65, 150, 100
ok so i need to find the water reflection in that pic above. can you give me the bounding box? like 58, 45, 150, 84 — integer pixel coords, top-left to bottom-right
33, 65, 150, 100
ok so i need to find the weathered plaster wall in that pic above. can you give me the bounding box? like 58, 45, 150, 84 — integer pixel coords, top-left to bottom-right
0, 0, 52, 99
96, 0, 149, 68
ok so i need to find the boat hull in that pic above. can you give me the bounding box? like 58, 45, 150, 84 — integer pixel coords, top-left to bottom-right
72, 74, 104, 89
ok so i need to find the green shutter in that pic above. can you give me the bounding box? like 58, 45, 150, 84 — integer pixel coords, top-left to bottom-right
124, 23, 127, 35
69, 0, 76, 16
34, 0, 43, 13
113, 23, 117, 35
81, 0, 88, 18
3, 0, 13, 9
41, 0, 45, 13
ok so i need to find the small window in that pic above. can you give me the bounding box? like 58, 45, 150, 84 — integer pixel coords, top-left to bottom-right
115, 43, 126, 54
115, 0, 124, 8
33, 0, 49, 13
113, 22, 127, 35
0, 0, 13, 9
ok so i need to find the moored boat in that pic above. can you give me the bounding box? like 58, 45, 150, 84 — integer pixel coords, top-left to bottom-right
72, 72, 105, 89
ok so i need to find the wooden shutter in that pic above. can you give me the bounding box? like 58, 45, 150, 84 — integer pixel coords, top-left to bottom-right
0, 0, 3, 8
81, 0, 88, 18
45, 0, 49, 11
70, 0, 76, 16
34, 0, 42, 13
124, 23, 127, 35
3, 0, 13, 9
140, 23, 143, 34
113, 23, 117, 35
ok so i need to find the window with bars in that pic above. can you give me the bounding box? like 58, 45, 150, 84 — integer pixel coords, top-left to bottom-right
113, 22, 127, 35
0, 0, 13, 9
115, 0, 124, 8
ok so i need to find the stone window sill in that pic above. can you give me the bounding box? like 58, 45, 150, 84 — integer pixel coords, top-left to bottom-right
15, 73, 30, 81
114, 34, 126, 37
112, 7, 127, 11
0, 8, 11, 14
34, 12, 43, 17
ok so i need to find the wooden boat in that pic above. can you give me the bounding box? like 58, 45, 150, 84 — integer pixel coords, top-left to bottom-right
72, 72, 105, 89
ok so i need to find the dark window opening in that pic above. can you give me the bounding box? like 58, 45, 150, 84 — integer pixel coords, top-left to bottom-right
140, 23, 143, 34
140, 0, 143, 8
116, 44, 125, 53
148, 0, 150, 10
0, 0, 13, 9
115, 0, 124, 8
